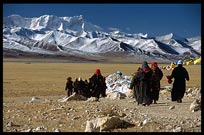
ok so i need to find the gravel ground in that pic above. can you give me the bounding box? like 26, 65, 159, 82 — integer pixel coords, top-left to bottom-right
3, 90, 201, 132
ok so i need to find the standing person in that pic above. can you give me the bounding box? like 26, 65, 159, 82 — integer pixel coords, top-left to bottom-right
130, 67, 141, 105
84, 79, 91, 98
101, 76, 107, 97
167, 60, 189, 103
131, 61, 153, 106
73, 78, 79, 94
150, 61, 163, 104
90, 69, 106, 99
77, 77, 86, 96
65, 77, 74, 97
139, 61, 153, 106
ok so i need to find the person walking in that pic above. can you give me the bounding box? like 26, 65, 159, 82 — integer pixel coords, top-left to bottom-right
130, 61, 153, 106
150, 61, 163, 104
167, 60, 189, 103
130, 67, 141, 105
65, 77, 74, 97
139, 61, 153, 106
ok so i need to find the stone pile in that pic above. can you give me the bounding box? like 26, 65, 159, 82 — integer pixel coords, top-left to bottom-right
105, 71, 132, 97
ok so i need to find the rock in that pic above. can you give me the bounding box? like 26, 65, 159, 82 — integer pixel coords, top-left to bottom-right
7, 122, 14, 127
142, 119, 149, 125
86, 97, 99, 102
85, 116, 124, 132
106, 91, 126, 100
35, 126, 44, 131
196, 121, 201, 127
21, 129, 32, 132
7, 109, 11, 112
30, 97, 41, 103
186, 88, 193, 94
166, 124, 173, 130
189, 99, 201, 112
169, 106, 175, 110
72, 115, 80, 120
57, 96, 67, 101
54, 128, 61, 132
172, 126, 182, 132
43, 98, 52, 103
6, 121, 20, 127
160, 90, 171, 95
137, 121, 143, 127
180, 121, 185, 124
85, 119, 99, 132
128, 100, 135, 103
58, 93, 87, 102
118, 112, 126, 117
123, 108, 128, 111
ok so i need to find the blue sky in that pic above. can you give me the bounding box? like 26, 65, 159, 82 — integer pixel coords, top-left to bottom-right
3, 4, 201, 38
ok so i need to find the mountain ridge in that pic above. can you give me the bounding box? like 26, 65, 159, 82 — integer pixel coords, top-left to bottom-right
3, 14, 201, 62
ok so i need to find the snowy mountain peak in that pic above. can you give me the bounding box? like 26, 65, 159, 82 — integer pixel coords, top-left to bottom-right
155, 33, 173, 41
4, 14, 27, 28
155, 33, 186, 41
3, 14, 201, 61
3, 14, 101, 32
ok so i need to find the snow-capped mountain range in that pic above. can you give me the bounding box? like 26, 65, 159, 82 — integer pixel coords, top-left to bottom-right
3, 14, 201, 61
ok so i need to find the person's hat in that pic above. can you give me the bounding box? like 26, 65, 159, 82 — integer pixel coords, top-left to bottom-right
151, 61, 158, 68
95, 69, 101, 75
177, 60, 183, 65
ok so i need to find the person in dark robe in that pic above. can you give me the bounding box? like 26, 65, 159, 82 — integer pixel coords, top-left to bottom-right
65, 77, 74, 97
73, 78, 79, 94
131, 61, 153, 106
83, 79, 91, 98
150, 61, 163, 104
167, 60, 189, 103
77, 77, 86, 96
90, 69, 107, 99
130, 67, 141, 105
139, 61, 153, 106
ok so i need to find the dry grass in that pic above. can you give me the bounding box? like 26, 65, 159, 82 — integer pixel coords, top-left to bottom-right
3, 60, 201, 99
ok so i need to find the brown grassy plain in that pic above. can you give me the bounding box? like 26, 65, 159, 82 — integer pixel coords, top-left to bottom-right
3, 60, 201, 98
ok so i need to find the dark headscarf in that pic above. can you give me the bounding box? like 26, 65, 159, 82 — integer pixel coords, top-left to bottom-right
142, 61, 149, 69
142, 61, 150, 72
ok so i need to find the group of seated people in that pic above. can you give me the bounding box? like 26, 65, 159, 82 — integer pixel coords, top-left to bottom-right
65, 69, 107, 99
